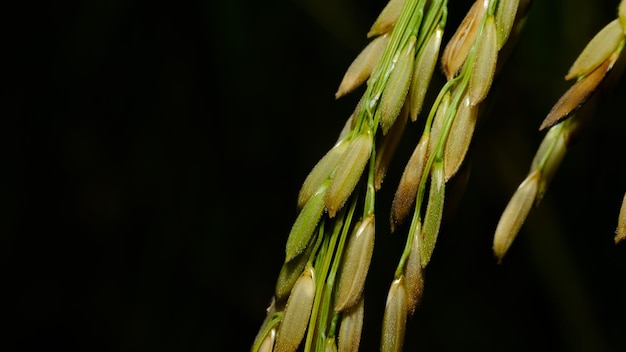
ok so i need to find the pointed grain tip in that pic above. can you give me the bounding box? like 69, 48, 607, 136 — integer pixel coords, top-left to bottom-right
368, 0, 405, 38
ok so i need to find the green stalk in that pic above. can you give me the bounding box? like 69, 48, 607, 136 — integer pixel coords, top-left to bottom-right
317, 198, 358, 351
303, 198, 357, 352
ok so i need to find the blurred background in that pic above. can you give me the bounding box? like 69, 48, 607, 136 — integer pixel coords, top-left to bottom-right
4, 0, 626, 351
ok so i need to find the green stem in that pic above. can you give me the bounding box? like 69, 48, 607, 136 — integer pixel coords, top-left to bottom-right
304, 220, 333, 352
364, 128, 376, 217
416, 0, 447, 52
303, 197, 357, 352
317, 197, 357, 349
251, 312, 283, 352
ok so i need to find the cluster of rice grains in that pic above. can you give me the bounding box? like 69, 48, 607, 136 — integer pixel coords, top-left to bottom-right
494, 0, 626, 259
251, 0, 626, 351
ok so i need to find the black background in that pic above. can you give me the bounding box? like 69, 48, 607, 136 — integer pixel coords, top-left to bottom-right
4, 0, 626, 351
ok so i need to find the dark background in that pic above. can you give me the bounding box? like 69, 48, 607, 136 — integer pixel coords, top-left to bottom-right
4, 0, 626, 351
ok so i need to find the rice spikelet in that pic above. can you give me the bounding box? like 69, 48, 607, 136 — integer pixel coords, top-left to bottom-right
275, 265, 316, 352
298, 141, 349, 209
390, 134, 430, 232
495, 0, 520, 49
336, 34, 390, 99
275, 245, 312, 301
468, 15, 498, 105
326, 130, 373, 217
493, 170, 541, 262
420, 160, 445, 267
443, 95, 478, 180
368, 0, 407, 38
408, 27, 443, 121
565, 19, 624, 81
441, 0, 488, 80
338, 297, 365, 352
404, 226, 424, 316
286, 185, 327, 262
380, 36, 417, 135
336, 215, 375, 311
541, 53, 617, 130
380, 278, 408, 352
